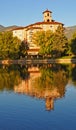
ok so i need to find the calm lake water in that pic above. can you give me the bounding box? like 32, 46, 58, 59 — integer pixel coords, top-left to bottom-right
0, 63, 76, 130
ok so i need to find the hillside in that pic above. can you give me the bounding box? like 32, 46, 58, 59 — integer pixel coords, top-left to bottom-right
65, 25, 76, 39
0, 25, 5, 31
0, 25, 19, 32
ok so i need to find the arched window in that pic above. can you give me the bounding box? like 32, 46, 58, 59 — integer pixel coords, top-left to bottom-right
47, 19, 50, 22
47, 13, 49, 16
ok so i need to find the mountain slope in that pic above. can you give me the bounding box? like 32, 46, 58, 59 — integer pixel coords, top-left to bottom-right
0, 25, 19, 32
65, 25, 76, 39
0, 25, 5, 31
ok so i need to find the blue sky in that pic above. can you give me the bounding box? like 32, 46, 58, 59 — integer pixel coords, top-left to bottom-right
0, 0, 76, 27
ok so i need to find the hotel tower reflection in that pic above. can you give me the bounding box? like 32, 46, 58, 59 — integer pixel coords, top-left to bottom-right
1, 64, 75, 110
14, 64, 68, 111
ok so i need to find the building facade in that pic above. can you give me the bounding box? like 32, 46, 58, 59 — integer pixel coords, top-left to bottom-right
12, 9, 63, 54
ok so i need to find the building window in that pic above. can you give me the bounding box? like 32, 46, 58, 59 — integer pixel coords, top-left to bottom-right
47, 19, 50, 22
47, 13, 49, 16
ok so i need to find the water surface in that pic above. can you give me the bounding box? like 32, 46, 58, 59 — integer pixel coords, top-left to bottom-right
0, 64, 76, 130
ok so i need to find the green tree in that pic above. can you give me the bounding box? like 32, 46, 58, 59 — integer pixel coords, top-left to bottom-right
19, 38, 29, 58
51, 26, 68, 57
32, 30, 54, 55
32, 27, 68, 57
70, 32, 76, 56
65, 40, 72, 56
0, 31, 21, 59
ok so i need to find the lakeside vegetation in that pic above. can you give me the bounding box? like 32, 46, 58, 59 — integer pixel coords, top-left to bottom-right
0, 26, 76, 60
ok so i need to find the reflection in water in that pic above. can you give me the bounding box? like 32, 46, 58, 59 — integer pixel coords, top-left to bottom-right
0, 63, 76, 111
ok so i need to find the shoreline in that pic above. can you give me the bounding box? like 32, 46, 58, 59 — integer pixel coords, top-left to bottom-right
0, 58, 76, 65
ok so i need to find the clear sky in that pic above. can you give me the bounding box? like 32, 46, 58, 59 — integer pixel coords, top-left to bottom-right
0, 0, 76, 27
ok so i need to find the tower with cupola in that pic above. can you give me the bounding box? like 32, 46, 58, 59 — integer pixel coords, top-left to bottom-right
43, 9, 52, 22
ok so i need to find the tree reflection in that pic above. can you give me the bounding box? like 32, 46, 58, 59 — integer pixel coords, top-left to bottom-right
71, 64, 76, 86
0, 64, 29, 91
31, 64, 68, 110
0, 63, 76, 111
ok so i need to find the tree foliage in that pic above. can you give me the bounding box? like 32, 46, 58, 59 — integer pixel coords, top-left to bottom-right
51, 26, 68, 57
32, 26, 68, 57
0, 31, 21, 59
70, 32, 76, 56
19, 38, 29, 57
32, 30, 54, 55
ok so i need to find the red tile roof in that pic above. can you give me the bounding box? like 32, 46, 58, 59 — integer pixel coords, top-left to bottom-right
43, 9, 52, 14
25, 21, 64, 29
12, 21, 64, 31
12, 27, 24, 31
